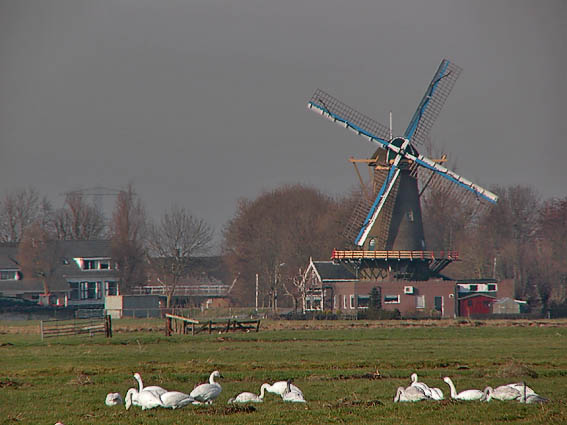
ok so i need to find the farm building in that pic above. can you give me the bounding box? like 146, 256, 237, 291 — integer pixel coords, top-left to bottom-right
302, 258, 515, 318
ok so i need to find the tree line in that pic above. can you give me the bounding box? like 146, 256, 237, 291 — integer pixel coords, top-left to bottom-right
2, 181, 566, 313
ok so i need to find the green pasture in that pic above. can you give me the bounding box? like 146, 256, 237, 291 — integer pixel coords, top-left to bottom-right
0, 320, 566, 424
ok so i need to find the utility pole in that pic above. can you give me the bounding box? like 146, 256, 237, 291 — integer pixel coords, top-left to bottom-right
255, 273, 259, 312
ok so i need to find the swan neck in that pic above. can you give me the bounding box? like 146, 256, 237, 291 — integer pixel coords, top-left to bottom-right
134, 375, 143, 392
446, 378, 457, 398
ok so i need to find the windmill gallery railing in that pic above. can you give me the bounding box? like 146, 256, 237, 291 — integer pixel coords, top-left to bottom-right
331, 249, 459, 261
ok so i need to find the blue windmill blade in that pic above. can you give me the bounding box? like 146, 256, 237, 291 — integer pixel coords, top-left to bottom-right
404, 59, 462, 146
308, 89, 392, 148
403, 150, 498, 204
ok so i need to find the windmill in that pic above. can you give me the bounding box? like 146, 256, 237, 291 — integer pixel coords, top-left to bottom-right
307, 59, 498, 280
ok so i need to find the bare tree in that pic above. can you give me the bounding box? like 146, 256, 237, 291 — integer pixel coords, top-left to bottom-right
109, 184, 147, 294
17, 222, 61, 302
223, 184, 351, 307
146, 205, 214, 308
53, 192, 106, 240
0, 187, 52, 242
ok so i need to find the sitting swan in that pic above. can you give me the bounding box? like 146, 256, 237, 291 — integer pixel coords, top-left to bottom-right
443, 377, 485, 401
281, 379, 306, 403
133, 372, 167, 396
410, 373, 443, 400
159, 391, 194, 409
228, 383, 270, 403
105, 392, 123, 406
394, 385, 429, 402
506, 382, 536, 396
483, 385, 521, 401
190, 371, 223, 404
125, 388, 162, 410
264, 380, 303, 397
409, 373, 433, 398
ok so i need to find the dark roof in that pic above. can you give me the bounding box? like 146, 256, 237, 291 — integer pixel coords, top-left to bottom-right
58, 240, 113, 258
0, 245, 19, 269
312, 261, 357, 281
455, 278, 498, 284
0, 278, 44, 296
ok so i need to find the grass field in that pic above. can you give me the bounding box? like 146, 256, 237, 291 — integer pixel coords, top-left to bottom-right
0, 319, 566, 424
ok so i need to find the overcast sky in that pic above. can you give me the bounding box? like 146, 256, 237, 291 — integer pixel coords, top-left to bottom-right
1, 0, 565, 242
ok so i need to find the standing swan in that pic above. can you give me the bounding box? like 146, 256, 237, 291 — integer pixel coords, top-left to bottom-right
133, 372, 167, 396
443, 377, 485, 401
394, 386, 429, 402
228, 383, 270, 403
190, 371, 223, 404
281, 379, 306, 403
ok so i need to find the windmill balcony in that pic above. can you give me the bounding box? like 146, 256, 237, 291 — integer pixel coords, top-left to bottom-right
331, 249, 459, 261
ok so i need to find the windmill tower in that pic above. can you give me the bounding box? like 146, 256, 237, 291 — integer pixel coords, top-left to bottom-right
308, 59, 498, 280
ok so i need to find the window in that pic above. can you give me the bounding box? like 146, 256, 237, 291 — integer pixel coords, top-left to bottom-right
87, 282, 97, 299
343, 295, 348, 309
487, 284, 497, 291
469, 284, 478, 292
416, 295, 425, 309
369, 238, 376, 251
80, 282, 89, 299
357, 295, 369, 309
99, 261, 110, 270
350, 295, 355, 309
105, 281, 118, 296
83, 260, 96, 270
384, 295, 400, 304
69, 282, 79, 300
0, 270, 17, 280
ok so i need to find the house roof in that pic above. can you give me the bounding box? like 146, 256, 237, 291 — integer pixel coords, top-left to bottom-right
0, 245, 19, 269
312, 261, 357, 281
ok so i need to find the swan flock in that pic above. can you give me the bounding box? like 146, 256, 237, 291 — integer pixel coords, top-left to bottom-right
107, 370, 548, 412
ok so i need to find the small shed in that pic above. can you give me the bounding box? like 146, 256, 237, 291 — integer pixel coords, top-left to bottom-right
492, 297, 528, 314
458, 293, 496, 317
105, 295, 162, 319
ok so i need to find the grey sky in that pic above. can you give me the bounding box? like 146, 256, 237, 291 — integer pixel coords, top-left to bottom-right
1, 0, 565, 240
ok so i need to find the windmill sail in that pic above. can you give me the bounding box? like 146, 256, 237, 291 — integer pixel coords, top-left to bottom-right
307, 59, 498, 251
404, 59, 462, 145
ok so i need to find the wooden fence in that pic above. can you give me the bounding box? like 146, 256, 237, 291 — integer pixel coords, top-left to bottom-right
40, 315, 112, 340
165, 313, 260, 336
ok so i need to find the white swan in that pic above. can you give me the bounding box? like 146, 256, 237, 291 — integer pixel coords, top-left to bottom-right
105, 392, 123, 406
125, 387, 162, 410
133, 372, 167, 396
410, 373, 443, 400
506, 382, 536, 396
228, 383, 270, 403
483, 386, 521, 401
394, 385, 429, 402
264, 380, 303, 397
281, 379, 306, 403
159, 391, 194, 409
443, 377, 485, 401
190, 370, 223, 404
429, 387, 445, 401
410, 373, 433, 398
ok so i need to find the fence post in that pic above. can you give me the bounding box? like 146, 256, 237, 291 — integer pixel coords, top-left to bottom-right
40, 320, 44, 341
105, 315, 112, 338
